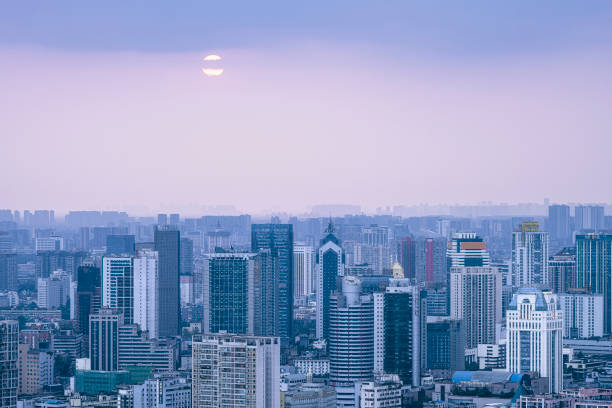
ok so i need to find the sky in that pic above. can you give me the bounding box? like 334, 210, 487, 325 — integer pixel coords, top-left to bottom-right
1, 1, 612, 215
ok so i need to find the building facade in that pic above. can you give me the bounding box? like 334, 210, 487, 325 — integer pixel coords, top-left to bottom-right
89, 308, 122, 371
154, 228, 181, 337
203, 253, 256, 335
560, 292, 603, 339
511, 222, 549, 287
0, 320, 18, 407
374, 279, 422, 386
329, 276, 374, 384
102, 257, 133, 324
506, 288, 563, 393
575, 234, 612, 333
251, 224, 294, 342
450, 266, 502, 348
316, 222, 344, 340
192, 333, 280, 408
293, 244, 315, 298
133, 249, 159, 338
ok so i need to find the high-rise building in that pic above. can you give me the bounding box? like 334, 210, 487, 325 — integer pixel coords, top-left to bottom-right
413, 236, 446, 283
89, 308, 122, 371
254, 249, 279, 337
398, 237, 414, 280
450, 266, 502, 348
157, 214, 168, 226
422, 282, 448, 316
79, 227, 90, 250
102, 257, 133, 324
548, 205, 571, 243
0, 320, 18, 407
329, 276, 374, 384
374, 279, 422, 386
511, 222, 549, 287
192, 333, 280, 408
180, 238, 193, 276
293, 244, 315, 297
575, 205, 605, 232
359, 225, 392, 275
36, 250, 88, 281
548, 247, 576, 293
506, 288, 563, 393
74, 266, 102, 340
446, 233, 490, 270
133, 249, 159, 338
203, 253, 257, 335
37, 270, 71, 309
559, 292, 603, 339
154, 227, 181, 337
426, 317, 465, 378
169, 213, 180, 226
0, 253, 17, 291
316, 221, 344, 340
106, 235, 135, 256
251, 224, 293, 342
575, 233, 612, 333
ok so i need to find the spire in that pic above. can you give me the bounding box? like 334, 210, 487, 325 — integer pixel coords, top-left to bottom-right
325, 217, 335, 234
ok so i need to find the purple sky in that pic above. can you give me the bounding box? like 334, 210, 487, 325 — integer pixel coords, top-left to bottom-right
1, 2, 611, 215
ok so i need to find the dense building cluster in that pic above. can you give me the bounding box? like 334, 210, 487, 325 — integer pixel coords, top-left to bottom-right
0, 204, 611, 407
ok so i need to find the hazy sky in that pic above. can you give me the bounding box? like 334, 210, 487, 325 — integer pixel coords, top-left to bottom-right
1, 1, 612, 215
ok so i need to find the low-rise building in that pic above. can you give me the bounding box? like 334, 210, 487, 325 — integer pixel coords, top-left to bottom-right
360, 374, 403, 408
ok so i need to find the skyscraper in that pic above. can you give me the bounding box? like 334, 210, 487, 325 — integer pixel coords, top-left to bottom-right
157, 214, 168, 226
180, 238, 193, 276
316, 221, 344, 340
0, 252, 17, 291
203, 253, 257, 335
374, 279, 422, 386
133, 249, 159, 338
413, 236, 446, 283
254, 249, 279, 337
0, 320, 18, 407
575, 205, 605, 232
548, 247, 576, 293
89, 308, 122, 371
192, 333, 280, 408
446, 233, 490, 270
506, 288, 563, 393
293, 244, 315, 297
359, 225, 392, 275
329, 276, 374, 384
154, 227, 181, 337
511, 222, 549, 287
398, 237, 414, 280
547, 205, 571, 243
251, 224, 293, 342
102, 257, 133, 324
75, 265, 102, 339
575, 233, 612, 333
450, 266, 502, 348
